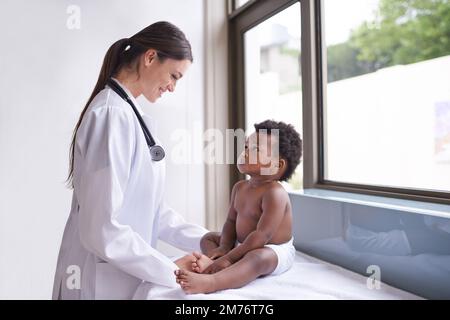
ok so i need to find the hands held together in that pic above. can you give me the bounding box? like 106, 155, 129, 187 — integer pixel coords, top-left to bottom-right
175, 248, 232, 275
173, 246, 233, 294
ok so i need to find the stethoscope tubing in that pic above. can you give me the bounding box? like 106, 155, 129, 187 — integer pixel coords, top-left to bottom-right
106, 78, 165, 161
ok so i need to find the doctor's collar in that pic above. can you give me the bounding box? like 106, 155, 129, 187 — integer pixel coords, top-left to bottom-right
109, 77, 145, 116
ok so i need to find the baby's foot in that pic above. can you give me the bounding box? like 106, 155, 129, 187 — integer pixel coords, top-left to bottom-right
191, 251, 214, 273
175, 269, 216, 294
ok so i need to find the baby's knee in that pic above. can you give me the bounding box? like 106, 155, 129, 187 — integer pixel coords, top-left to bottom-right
201, 231, 221, 244
245, 249, 277, 274
245, 249, 266, 263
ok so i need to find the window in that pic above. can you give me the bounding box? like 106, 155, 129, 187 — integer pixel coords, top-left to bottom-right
235, 0, 251, 9
230, 0, 450, 203
321, 0, 450, 195
243, 2, 303, 190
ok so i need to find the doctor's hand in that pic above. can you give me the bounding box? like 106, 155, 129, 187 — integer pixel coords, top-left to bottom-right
203, 256, 232, 274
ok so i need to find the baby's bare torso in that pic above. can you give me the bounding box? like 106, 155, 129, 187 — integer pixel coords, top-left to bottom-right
233, 181, 293, 244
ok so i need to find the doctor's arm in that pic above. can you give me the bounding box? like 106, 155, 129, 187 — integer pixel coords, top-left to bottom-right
157, 202, 209, 253
76, 106, 179, 288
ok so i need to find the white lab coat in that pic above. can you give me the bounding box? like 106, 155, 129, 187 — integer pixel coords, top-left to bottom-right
52, 79, 208, 299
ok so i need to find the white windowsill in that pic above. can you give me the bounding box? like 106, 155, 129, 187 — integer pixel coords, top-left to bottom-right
289, 188, 450, 219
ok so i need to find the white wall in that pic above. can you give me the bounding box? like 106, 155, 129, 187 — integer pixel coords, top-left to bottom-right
0, 0, 205, 299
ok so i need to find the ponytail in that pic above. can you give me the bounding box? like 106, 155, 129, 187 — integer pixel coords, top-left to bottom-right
66, 38, 129, 187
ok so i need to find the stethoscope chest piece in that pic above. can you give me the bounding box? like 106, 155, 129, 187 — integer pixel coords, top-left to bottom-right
150, 145, 165, 161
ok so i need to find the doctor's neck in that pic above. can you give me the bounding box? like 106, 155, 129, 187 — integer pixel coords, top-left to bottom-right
114, 70, 142, 99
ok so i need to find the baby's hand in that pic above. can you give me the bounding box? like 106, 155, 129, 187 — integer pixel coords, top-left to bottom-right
203, 256, 232, 274
207, 246, 229, 260
191, 251, 214, 273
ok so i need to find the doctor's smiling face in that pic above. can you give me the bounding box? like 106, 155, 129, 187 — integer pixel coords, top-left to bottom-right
138, 49, 191, 103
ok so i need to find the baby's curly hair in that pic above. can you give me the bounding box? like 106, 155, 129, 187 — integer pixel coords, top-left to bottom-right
254, 120, 302, 181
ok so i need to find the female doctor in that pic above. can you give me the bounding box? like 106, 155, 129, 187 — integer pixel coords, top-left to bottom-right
52, 21, 208, 299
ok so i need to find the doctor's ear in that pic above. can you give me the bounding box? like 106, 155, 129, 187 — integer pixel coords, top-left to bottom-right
144, 49, 158, 67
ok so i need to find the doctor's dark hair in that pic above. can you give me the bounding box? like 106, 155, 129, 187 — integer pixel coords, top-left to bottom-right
67, 21, 193, 188
254, 120, 302, 182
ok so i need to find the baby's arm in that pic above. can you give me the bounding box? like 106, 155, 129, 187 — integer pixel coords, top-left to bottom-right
219, 186, 287, 265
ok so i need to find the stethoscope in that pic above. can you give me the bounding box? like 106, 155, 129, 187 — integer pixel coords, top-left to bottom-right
107, 78, 165, 161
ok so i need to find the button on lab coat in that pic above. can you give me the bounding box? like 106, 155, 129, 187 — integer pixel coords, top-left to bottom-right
52, 80, 208, 299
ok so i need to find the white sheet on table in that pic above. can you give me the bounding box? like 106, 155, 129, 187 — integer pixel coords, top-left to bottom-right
132, 251, 421, 300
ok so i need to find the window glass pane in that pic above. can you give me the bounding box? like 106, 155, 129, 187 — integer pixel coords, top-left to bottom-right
324, 0, 450, 192
244, 2, 303, 190
235, 0, 251, 10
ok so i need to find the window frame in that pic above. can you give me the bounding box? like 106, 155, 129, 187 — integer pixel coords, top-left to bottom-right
229, 0, 450, 204
228, 0, 303, 185
229, 0, 258, 14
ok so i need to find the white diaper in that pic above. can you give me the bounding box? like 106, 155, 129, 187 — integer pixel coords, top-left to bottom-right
236, 238, 296, 275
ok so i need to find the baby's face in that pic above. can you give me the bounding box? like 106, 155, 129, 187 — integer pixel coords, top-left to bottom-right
237, 132, 281, 177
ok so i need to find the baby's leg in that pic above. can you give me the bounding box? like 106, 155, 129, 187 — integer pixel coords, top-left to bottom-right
176, 247, 277, 294
200, 231, 221, 256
